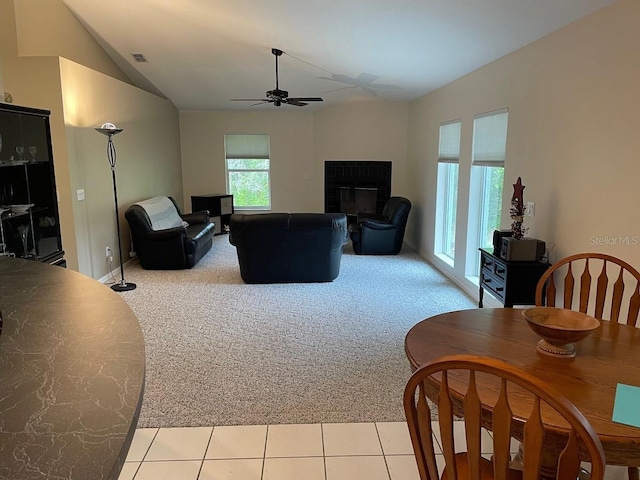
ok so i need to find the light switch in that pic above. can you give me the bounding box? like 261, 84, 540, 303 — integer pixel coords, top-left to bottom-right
76, 189, 85, 201
525, 201, 535, 217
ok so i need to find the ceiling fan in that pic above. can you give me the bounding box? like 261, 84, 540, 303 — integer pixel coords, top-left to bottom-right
231, 48, 323, 107
318, 72, 401, 97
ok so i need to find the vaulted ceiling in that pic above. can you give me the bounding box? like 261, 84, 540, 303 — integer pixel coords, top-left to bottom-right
61, 0, 617, 111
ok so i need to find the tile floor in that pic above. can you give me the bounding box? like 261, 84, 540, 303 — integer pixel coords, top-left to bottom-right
118, 421, 628, 480
117, 421, 494, 480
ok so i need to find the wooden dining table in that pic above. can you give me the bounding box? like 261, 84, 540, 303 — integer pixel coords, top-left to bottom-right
404, 307, 640, 469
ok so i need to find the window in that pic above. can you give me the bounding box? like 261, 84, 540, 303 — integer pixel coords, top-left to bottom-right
466, 109, 508, 277
224, 134, 271, 210
434, 120, 461, 263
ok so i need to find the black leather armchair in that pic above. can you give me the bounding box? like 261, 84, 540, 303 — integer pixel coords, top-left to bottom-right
348, 196, 411, 255
125, 196, 215, 269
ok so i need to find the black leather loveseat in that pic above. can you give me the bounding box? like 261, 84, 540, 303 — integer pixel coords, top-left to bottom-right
229, 213, 348, 284
125, 196, 215, 269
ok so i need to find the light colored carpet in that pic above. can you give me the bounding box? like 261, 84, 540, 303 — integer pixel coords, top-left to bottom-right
119, 236, 475, 427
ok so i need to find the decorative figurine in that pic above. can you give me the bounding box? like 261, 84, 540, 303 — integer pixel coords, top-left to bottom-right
510, 177, 528, 239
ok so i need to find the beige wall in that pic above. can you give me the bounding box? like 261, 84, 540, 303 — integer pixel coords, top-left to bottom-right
1, 0, 181, 278
60, 58, 182, 278
314, 100, 410, 198
407, 0, 640, 296
180, 100, 409, 214
7, 0, 637, 292
180, 110, 318, 212
13, 0, 131, 84
1, 0, 78, 268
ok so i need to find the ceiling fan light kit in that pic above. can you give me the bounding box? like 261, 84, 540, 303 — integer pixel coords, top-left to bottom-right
231, 48, 323, 108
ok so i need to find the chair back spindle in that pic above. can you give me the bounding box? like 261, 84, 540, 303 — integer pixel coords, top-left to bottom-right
536, 253, 640, 326
404, 355, 606, 480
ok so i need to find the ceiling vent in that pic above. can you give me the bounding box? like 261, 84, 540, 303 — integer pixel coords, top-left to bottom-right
131, 53, 148, 63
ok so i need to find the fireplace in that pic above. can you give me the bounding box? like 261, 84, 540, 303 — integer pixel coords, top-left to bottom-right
324, 161, 392, 217
339, 187, 377, 215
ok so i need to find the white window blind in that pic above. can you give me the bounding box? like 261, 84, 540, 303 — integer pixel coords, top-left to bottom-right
472, 109, 509, 167
438, 120, 461, 164
224, 134, 269, 159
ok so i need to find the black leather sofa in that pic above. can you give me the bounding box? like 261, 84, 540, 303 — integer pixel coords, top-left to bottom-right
229, 213, 349, 284
349, 196, 412, 255
125, 196, 215, 269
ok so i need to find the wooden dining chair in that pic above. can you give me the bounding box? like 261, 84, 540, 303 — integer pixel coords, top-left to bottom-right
404, 354, 605, 480
535, 252, 640, 480
535, 252, 640, 326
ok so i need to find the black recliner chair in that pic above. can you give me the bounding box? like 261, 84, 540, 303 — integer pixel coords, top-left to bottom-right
348, 196, 411, 255
125, 196, 215, 269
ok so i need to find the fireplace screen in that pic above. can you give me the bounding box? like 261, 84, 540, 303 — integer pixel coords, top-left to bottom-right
338, 187, 378, 215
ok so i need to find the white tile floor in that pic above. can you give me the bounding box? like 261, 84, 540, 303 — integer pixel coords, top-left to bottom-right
119, 421, 630, 480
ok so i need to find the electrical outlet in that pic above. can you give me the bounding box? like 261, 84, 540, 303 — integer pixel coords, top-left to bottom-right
106, 246, 113, 261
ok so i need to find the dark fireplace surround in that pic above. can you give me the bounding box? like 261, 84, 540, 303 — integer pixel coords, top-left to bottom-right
324, 161, 392, 217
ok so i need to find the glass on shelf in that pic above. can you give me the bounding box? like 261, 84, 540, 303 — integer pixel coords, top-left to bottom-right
1, 184, 14, 216
17, 224, 32, 258
29, 146, 37, 162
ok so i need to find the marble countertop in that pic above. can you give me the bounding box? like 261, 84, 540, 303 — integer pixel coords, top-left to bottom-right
0, 257, 145, 480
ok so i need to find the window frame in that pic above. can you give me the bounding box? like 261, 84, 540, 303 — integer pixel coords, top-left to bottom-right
434, 120, 462, 265
224, 134, 271, 211
465, 109, 509, 279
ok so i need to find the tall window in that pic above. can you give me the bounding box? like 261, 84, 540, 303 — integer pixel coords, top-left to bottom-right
434, 120, 461, 263
224, 134, 271, 210
466, 109, 508, 276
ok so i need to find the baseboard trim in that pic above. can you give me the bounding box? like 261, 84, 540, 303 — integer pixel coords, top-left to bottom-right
99, 258, 138, 285
403, 240, 502, 308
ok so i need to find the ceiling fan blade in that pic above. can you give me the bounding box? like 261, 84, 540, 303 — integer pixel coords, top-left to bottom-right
250, 101, 273, 106
329, 73, 359, 83
322, 86, 357, 94
231, 48, 323, 108
355, 72, 380, 84
286, 99, 307, 107
317, 75, 348, 84
361, 87, 379, 97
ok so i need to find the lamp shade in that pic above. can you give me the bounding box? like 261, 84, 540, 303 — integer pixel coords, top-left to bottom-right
95, 122, 123, 137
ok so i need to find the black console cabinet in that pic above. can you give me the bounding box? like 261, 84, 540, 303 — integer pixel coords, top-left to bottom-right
479, 248, 549, 308
191, 194, 234, 235
0, 103, 64, 266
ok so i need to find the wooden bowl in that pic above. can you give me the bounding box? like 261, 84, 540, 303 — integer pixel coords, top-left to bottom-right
522, 307, 600, 358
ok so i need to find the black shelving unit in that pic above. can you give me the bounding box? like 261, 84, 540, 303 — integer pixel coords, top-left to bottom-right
0, 103, 65, 266
191, 194, 234, 235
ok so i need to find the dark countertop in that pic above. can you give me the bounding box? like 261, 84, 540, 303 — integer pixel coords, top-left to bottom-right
0, 257, 145, 480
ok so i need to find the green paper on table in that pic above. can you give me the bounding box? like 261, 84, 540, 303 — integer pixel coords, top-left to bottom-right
612, 383, 640, 428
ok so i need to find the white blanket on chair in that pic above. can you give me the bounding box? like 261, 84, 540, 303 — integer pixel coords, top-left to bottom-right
135, 197, 187, 231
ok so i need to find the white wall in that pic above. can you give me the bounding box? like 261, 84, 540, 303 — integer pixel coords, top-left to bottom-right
407, 0, 640, 296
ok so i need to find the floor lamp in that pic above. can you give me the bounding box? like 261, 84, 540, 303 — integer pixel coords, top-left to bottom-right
95, 123, 136, 292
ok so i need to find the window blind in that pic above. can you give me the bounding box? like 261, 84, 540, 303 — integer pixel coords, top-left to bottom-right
438, 120, 461, 164
224, 134, 270, 159
472, 109, 509, 167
